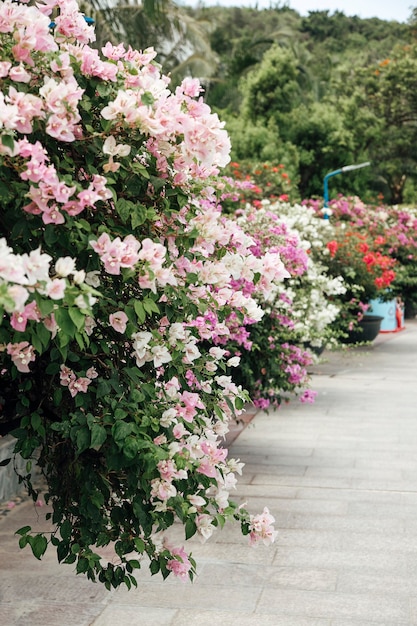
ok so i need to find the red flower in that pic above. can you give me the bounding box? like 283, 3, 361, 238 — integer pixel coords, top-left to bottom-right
374, 236, 386, 246
326, 240, 338, 257
363, 252, 376, 267
358, 242, 369, 253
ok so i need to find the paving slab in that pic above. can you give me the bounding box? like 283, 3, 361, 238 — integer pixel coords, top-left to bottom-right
1, 320, 417, 624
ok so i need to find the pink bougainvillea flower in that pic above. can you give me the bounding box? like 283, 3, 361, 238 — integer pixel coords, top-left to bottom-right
166, 546, 192, 582
10, 301, 40, 331
109, 311, 128, 333
68, 376, 91, 397
300, 389, 318, 404
45, 277, 66, 299
248, 507, 278, 547
6, 341, 36, 373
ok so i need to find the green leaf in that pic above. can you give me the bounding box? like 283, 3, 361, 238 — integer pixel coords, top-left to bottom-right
1, 134, 14, 152
115, 198, 135, 223
0, 457, 11, 467
36, 297, 55, 317
29, 534, 48, 560
76, 556, 89, 574
54, 308, 76, 337
176, 191, 189, 208
53, 387, 63, 406
141, 91, 154, 106
44, 225, 58, 246
123, 576, 132, 590
64, 553, 77, 565
76, 428, 90, 454
143, 298, 159, 315
68, 307, 85, 331
31, 333, 43, 356
97, 379, 111, 398
15, 525, 32, 536
60, 519, 72, 541
225, 395, 235, 414
185, 518, 197, 540
123, 437, 139, 460
90, 423, 107, 450
112, 421, 133, 444
133, 300, 146, 324
74, 332, 85, 350
45, 362, 60, 375
75, 218, 92, 232
131, 162, 150, 179
96, 82, 112, 98
100, 118, 113, 132
133, 537, 145, 553
57, 541, 70, 562
35, 323, 52, 349
31, 413, 45, 437
213, 404, 224, 420
235, 397, 244, 410
130, 205, 147, 229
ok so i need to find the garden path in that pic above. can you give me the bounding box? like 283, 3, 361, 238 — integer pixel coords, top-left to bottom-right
1, 320, 417, 625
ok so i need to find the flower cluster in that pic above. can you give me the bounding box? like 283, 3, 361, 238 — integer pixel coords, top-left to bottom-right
303, 195, 406, 337
227, 161, 297, 206
223, 200, 343, 409
324, 230, 396, 300
248, 507, 278, 547
0, 0, 281, 588
314, 196, 417, 317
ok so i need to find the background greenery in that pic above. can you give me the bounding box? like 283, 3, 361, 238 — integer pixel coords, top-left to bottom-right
85, 0, 417, 204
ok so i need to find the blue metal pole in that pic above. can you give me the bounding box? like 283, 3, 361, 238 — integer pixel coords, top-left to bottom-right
323, 169, 342, 219
322, 161, 371, 219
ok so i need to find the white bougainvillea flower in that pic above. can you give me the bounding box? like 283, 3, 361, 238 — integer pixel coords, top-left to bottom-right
102, 135, 131, 158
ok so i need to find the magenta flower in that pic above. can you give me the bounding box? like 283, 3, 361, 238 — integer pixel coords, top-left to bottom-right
300, 389, 318, 403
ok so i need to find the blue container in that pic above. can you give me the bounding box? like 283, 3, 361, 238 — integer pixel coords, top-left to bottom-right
367, 298, 404, 332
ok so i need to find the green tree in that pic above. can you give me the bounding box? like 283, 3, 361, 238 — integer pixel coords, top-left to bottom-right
240, 44, 301, 123
285, 102, 356, 198
331, 44, 417, 203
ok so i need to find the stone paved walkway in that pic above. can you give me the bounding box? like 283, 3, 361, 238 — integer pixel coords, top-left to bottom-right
1, 321, 417, 625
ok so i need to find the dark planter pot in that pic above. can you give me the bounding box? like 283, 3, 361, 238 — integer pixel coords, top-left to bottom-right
303, 342, 326, 356
342, 315, 384, 344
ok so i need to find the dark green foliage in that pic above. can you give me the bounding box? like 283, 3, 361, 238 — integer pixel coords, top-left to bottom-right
181, 3, 413, 203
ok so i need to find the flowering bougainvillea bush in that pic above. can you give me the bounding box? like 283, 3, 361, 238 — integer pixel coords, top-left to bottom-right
324, 230, 396, 302
314, 196, 417, 317
0, 0, 284, 588
303, 196, 401, 336
257, 200, 347, 348
219, 160, 299, 212
218, 167, 350, 352
227, 200, 348, 409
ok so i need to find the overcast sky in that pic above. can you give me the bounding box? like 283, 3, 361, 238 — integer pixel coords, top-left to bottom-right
185, 0, 415, 22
